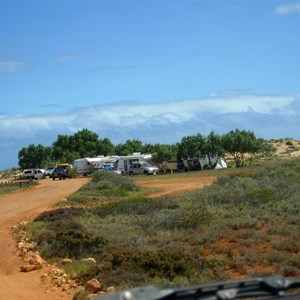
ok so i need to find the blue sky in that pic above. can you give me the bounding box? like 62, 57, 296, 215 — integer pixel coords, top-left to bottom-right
1, 0, 300, 169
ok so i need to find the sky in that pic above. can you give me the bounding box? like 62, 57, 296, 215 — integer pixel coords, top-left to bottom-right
1, 0, 300, 169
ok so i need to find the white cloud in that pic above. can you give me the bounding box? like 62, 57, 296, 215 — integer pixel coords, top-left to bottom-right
275, 3, 300, 15
0, 91, 299, 169
0, 60, 26, 74
0, 92, 296, 136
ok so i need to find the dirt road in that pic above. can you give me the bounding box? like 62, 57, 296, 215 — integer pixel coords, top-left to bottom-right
0, 177, 89, 300
135, 176, 216, 198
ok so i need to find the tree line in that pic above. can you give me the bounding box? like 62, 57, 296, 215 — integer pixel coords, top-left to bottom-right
18, 128, 274, 170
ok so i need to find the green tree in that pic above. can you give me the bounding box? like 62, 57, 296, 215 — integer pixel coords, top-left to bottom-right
71, 129, 99, 157
18, 144, 52, 169
248, 138, 275, 166
204, 131, 225, 167
52, 129, 100, 163
115, 139, 143, 155
143, 143, 177, 164
96, 138, 115, 156
52, 134, 71, 162
177, 134, 206, 170
222, 129, 260, 167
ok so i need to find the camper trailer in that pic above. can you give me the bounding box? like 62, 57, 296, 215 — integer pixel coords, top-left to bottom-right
73, 157, 105, 175
93, 156, 119, 171
114, 153, 153, 174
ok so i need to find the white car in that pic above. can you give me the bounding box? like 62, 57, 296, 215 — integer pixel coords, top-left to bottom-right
22, 169, 45, 180
128, 162, 158, 175
44, 167, 55, 177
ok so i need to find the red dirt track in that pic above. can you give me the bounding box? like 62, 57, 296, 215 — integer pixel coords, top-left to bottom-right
0, 178, 89, 300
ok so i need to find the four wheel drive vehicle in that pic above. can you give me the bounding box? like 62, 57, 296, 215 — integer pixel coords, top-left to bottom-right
22, 169, 45, 180
52, 163, 74, 180
128, 161, 158, 175
52, 166, 68, 180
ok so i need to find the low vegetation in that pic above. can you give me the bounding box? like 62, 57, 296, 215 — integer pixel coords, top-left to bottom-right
20, 158, 300, 290
0, 183, 27, 195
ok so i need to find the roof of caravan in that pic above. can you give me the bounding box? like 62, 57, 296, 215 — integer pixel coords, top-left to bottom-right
119, 153, 152, 159
75, 156, 120, 163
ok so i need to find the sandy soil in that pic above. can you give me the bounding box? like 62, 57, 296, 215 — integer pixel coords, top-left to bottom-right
135, 176, 216, 198
0, 177, 90, 300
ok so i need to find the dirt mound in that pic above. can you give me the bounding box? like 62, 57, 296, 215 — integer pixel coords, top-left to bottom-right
269, 139, 300, 158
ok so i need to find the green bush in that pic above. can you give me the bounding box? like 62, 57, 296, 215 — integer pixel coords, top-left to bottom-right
92, 197, 169, 218
61, 260, 100, 284
35, 207, 85, 222
94, 247, 199, 288
90, 171, 135, 191
158, 208, 212, 230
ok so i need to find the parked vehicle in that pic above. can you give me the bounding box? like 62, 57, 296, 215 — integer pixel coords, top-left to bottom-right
114, 153, 153, 174
100, 163, 114, 170
52, 166, 68, 180
128, 161, 158, 175
93, 156, 119, 171
44, 167, 55, 177
22, 169, 45, 180
97, 163, 122, 175
52, 163, 72, 180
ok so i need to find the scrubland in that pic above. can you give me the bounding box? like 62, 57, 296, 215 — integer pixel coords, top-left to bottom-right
19, 158, 300, 290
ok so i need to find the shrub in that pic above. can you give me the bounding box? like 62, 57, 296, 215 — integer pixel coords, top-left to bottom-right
48, 229, 107, 259
158, 208, 212, 230
98, 246, 200, 287
61, 260, 100, 284
92, 197, 170, 218
90, 171, 135, 191
34, 207, 85, 222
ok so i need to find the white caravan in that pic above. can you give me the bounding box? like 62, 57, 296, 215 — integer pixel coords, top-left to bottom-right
114, 153, 153, 174
93, 156, 120, 171
74, 157, 105, 175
